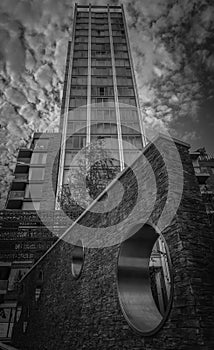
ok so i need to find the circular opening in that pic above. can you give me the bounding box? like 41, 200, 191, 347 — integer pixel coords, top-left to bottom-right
71, 240, 84, 279
117, 223, 173, 335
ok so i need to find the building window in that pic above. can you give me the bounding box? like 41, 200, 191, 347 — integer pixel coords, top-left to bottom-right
116, 67, 132, 76
99, 87, 105, 96
115, 59, 130, 67
32, 139, 49, 150
118, 97, 136, 106
69, 97, 87, 108
117, 77, 133, 86
90, 123, 117, 135
74, 43, 88, 51
71, 76, 87, 85
91, 86, 114, 97
31, 153, 47, 165
68, 108, 87, 121
66, 136, 86, 149
8, 267, 29, 291
121, 125, 140, 135
73, 58, 88, 67
91, 67, 112, 76
63, 170, 70, 185
28, 168, 45, 181
70, 86, 87, 97
72, 67, 88, 76
73, 50, 88, 58
123, 135, 142, 149
25, 184, 43, 199
65, 151, 77, 166
91, 108, 116, 121
91, 58, 111, 67
120, 108, 138, 121
91, 50, 111, 58
22, 201, 40, 210
117, 87, 135, 97
91, 97, 114, 107
67, 121, 87, 134
74, 36, 88, 43
114, 51, 129, 59
124, 150, 141, 164
0, 304, 16, 339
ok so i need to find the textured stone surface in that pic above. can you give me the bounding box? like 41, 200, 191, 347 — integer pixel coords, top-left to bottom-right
12, 136, 214, 350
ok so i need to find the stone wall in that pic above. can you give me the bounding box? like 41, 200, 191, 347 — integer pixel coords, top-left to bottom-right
12, 136, 214, 350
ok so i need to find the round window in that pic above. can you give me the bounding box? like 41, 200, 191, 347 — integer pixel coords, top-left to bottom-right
117, 223, 173, 335
71, 240, 84, 279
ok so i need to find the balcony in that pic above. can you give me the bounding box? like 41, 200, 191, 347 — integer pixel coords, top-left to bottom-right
15, 165, 29, 174
14, 174, 28, 182
194, 167, 210, 184
18, 148, 32, 159
190, 152, 200, 161
5, 200, 22, 210
17, 158, 31, 165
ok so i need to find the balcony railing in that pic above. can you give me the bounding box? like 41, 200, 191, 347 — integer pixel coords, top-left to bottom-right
194, 167, 210, 184
14, 174, 28, 181
8, 191, 25, 199
17, 158, 31, 165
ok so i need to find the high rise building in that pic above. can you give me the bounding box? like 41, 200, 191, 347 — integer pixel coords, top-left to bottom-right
0, 4, 163, 344
57, 3, 146, 205
0, 4, 148, 343
0, 4, 213, 349
1, 2, 147, 275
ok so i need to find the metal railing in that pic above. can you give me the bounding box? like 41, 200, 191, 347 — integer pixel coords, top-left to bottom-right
8, 191, 25, 199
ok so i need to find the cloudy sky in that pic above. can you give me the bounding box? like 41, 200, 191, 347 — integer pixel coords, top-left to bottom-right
0, 0, 214, 208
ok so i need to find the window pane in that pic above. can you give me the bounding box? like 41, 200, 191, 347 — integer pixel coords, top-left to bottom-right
31, 153, 47, 164
65, 151, 77, 166
25, 184, 43, 198
29, 168, 45, 180
33, 139, 49, 150
22, 201, 40, 210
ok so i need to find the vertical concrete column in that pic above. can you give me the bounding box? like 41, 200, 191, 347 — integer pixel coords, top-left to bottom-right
86, 4, 92, 146
55, 5, 77, 209
108, 5, 124, 171
121, 5, 147, 147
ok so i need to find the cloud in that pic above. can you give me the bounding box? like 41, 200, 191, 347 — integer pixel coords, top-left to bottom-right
5, 87, 27, 106
35, 64, 53, 90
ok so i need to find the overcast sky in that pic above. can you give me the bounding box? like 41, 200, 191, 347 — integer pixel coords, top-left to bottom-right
0, 0, 214, 208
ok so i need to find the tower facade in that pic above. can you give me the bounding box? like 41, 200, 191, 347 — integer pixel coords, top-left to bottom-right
0, 4, 213, 349
56, 4, 146, 203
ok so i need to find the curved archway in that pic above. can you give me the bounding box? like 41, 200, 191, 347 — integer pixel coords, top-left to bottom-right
117, 223, 173, 335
